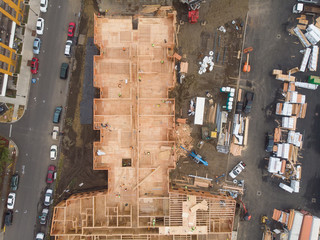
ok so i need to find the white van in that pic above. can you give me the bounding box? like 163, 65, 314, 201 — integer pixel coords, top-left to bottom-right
279, 183, 294, 193
64, 40, 72, 57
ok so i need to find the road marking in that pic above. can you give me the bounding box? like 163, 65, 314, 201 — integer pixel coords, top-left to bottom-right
22, 165, 25, 174
9, 124, 12, 137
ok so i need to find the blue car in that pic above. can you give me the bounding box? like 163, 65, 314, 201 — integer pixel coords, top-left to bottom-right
33, 38, 41, 55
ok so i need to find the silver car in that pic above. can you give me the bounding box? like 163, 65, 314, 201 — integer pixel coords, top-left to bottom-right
44, 189, 53, 206
33, 38, 41, 55
40, 208, 49, 225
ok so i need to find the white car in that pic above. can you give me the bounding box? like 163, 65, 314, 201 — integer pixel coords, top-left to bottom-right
36, 232, 45, 240
50, 145, 58, 160
44, 189, 53, 206
52, 126, 59, 140
64, 40, 72, 57
36, 18, 44, 35
229, 161, 246, 179
40, 0, 48, 13
7, 192, 16, 210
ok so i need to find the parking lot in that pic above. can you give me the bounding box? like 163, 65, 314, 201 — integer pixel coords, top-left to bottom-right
235, 0, 320, 238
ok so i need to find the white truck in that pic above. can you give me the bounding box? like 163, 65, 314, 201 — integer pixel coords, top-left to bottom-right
293, 3, 320, 14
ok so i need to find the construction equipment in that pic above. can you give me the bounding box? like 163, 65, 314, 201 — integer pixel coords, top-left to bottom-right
238, 199, 251, 221
242, 47, 253, 73
180, 0, 203, 23
180, 146, 208, 166
188, 10, 199, 23
261, 215, 270, 225
215, 173, 225, 183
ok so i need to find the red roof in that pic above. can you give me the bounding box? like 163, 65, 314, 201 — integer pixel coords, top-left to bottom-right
299, 215, 313, 240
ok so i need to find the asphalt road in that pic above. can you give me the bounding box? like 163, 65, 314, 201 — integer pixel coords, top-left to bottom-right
233, 0, 320, 239
0, 1, 81, 239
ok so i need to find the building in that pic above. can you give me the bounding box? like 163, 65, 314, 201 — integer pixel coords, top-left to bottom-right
50, 7, 236, 240
0, 0, 25, 96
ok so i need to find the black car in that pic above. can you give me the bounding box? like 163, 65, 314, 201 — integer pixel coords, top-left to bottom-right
60, 63, 69, 79
10, 174, 19, 191
4, 210, 13, 226
243, 92, 254, 114
265, 134, 274, 153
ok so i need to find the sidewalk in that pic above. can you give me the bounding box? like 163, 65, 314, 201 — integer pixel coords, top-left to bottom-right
0, 140, 18, 235
0, 1, 41, 122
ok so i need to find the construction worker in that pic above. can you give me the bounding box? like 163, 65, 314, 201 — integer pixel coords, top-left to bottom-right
152, 43, 155, 47
118, 93, 122, 97
160, 60, 164, 64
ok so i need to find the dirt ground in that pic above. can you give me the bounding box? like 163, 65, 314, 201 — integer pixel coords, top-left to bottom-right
170, 0, 248, 188
56, 0, 107, 200
56, 0, 249, 199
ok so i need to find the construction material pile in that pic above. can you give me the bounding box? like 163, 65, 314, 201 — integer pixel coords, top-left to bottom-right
264, 80, 306, 193
271, 209, 320, 239
292, 15, 320, 75
175, 123, 193, 158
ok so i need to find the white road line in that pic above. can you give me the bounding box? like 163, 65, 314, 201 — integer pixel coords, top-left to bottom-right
9, 124, 12, 137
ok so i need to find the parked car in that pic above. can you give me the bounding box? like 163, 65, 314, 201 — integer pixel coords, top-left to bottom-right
243, 91, 254, 114
235, 101, 243, 113
60, 62, 69, 79
44, 189, 53, 206
33, 38, 41, 55
298, 0, 319, 4
36, 232, 45, 240
64, 40, 72, 57
53, 106, 62, 123
31, 57, 39, 74
50, 145, 57, 161
46, 165, 56, 183
229, 161, 246, 179
4, 210, 13, 226
36, 18, 44, 35
265, 133, 274, 153
40, 0, 48, 12
68, 22, 76, 37
52, 126, 59, 140
10, 174, 19, 191
39, 208, 49, 225
7, 192, 16, 210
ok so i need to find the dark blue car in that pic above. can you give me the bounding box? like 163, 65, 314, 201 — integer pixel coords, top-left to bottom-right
53, 106, 62, 123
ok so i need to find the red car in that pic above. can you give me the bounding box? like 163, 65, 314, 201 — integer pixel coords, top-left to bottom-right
46, 165, 56, 184
68, 22, 76, 37
31, 57, 39, 74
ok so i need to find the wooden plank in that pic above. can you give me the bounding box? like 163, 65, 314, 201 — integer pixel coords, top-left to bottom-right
272, 69, 282, 75
287, 67, 299, 75
177, 118, 187, 124
298, 19, 308, 25
237, 88, 242, 102
297, 24, 307, 30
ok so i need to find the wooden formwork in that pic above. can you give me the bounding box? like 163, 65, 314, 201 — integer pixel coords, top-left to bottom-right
51, 8, 235, 240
